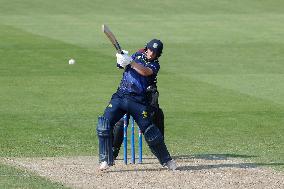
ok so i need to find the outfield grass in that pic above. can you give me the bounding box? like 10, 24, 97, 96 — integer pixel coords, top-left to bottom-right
0, 0, 284, 186
0, 163, 68, 188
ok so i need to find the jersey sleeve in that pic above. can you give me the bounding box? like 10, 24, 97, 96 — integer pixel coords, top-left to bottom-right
146, 61, 160, 75
131, 49, 145, 59
131, 51, 138, 60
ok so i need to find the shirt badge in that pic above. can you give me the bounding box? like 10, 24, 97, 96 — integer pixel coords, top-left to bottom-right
142, 111, 148, 118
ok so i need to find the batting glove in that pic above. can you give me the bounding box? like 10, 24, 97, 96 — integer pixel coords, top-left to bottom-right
116, 53, 133, 68
116, 50, 129, 69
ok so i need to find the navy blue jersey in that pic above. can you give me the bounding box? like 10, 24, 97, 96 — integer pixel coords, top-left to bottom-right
118, 49, 160, 95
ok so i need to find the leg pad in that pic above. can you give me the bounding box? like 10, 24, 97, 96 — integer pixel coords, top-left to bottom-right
97, 116, 113, 165
144, 124, 172, 165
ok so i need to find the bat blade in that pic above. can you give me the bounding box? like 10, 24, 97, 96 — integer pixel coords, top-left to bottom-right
102, 24, 123, 54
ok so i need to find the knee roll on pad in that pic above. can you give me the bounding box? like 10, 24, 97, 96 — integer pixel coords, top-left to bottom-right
144, 124, 163, 146
97, 116, 111, 137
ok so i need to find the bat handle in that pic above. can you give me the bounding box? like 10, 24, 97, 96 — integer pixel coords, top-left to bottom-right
118, 49, 124, 54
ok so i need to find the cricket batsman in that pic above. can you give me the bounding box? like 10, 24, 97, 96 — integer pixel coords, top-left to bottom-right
97, 39, 177, 170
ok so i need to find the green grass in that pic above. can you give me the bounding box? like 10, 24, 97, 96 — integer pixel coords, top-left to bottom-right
0, 0, 284, 186
0, 164, 68, 189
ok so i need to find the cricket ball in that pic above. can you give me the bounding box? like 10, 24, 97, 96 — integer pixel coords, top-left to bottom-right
69, 59, 75, 65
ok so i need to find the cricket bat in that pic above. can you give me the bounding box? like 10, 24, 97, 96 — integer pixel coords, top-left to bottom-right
102, 24, 123, 54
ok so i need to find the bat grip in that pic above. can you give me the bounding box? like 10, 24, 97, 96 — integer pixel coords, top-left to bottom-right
119, 49, 124, 54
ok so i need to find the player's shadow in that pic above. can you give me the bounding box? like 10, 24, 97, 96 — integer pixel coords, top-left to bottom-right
111, 154, 284, 172
173, 153, 257, 161
173, 154, 284, 171
176, 162, 284, 171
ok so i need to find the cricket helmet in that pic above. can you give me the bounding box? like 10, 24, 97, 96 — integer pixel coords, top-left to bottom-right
146, 39, 163, 58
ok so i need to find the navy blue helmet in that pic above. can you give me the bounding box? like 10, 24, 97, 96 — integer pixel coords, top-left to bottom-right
145, 39, 163, 58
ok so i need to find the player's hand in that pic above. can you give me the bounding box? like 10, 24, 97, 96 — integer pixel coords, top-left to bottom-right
116, 50, 128, 69
116, 53, 133, 68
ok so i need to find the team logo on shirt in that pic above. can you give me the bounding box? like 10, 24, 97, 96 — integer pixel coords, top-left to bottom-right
142, 110, 148, 118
